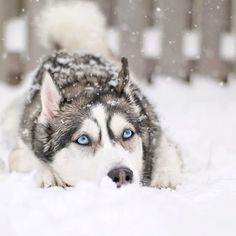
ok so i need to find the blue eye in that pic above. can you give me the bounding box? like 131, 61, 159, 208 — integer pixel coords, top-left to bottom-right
76, 135, 90, 145
122, 129, 134, 140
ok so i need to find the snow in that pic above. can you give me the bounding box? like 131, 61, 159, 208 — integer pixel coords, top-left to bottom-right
0, 76, 236, 236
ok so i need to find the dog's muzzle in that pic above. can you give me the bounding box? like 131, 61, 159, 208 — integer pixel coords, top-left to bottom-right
107, 167, 133, 188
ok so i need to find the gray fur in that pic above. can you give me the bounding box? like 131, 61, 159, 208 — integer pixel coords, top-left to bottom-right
20, 51, 161, 185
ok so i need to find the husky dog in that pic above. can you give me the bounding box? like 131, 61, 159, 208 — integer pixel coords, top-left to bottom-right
8, 2, 182, 188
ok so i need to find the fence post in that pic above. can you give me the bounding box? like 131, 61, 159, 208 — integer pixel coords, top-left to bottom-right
196, 0, 229, 81
95, 0, 115, 26
231, 0, 236, 76
156, 0, 190, 81
0, 0, 7, 82
232, 0, 236, 30
26, 0, 47, 71
116, 0, 151, 79
0, 0, 21, 83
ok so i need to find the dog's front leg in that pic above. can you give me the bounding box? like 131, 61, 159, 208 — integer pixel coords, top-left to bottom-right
151, 134, 183, 189
9, 139, 68, 188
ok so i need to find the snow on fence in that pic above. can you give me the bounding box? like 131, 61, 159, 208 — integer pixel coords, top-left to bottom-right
0, 0, 235, 84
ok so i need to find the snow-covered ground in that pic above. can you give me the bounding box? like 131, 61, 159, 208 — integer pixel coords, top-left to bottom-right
0, 76, 235, 236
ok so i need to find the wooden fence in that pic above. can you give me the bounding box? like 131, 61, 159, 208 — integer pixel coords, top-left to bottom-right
0, 0, 235, 84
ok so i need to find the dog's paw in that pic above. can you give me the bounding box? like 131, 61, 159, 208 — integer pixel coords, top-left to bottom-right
151, 133, 183, 189
151, 169, 182, 189
36, 165, 69, 188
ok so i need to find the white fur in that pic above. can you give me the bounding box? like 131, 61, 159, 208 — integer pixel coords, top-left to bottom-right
37, 1, 111, 58
9, 139, 35, 173
92, 105, 111, 146
9, 139, 67, 187
0, 95, 25, 147
151, 134, 182, 188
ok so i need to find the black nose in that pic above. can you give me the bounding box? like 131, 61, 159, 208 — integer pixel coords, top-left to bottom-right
107, 167, 133, 188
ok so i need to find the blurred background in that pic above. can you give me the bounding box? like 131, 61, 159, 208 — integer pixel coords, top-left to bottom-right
0, 0, 235, 85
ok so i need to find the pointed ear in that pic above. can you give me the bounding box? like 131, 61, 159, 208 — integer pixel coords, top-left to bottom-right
39, 71, 61, 123
116, 57, 130, 94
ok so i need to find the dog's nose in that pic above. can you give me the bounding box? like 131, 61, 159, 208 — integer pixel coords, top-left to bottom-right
107, 167, 133, 188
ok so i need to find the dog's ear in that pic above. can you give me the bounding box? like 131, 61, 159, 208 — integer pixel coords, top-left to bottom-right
116, 57, 129, 94
39, 71, 61, 123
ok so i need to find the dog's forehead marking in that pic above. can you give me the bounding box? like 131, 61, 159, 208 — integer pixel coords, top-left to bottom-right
91, 104, 111, 145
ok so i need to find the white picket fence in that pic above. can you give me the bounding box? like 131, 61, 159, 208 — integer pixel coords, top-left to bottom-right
0, 0, 235, 84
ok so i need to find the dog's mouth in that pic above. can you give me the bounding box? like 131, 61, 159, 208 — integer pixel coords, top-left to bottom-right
107, 167, 133, 188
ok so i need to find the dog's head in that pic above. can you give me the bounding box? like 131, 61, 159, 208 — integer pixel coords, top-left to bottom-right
34, 58, 151, 187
